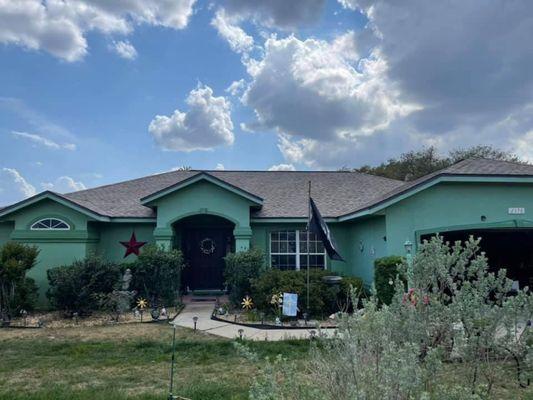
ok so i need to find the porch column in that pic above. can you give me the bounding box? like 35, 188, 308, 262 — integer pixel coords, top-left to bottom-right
153, 227, 174, 250
233, 226, 252, 252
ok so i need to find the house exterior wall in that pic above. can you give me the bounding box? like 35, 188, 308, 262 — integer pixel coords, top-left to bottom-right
384, 182, 533, 256
94, 222, 155, 263
151, 180, 255, 251
346, 216, 387, 285
0, 199, 97, 305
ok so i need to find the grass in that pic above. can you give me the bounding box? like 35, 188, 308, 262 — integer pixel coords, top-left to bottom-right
0, 323, 309, 400
1, 323, 532, 399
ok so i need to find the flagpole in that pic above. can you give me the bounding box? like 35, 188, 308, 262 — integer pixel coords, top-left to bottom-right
307, 180, 311, 315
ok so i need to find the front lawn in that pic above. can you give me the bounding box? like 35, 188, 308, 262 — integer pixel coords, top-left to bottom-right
0, 323, 309, 400
0, 323, 531, 400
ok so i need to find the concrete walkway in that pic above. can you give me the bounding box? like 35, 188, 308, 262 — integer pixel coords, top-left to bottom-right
171, 301, 335, 341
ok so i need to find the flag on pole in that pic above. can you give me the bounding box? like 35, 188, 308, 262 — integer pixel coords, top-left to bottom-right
308, 197, 345, 261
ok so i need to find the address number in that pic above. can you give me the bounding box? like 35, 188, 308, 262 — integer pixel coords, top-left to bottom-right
508, 207, 525, 215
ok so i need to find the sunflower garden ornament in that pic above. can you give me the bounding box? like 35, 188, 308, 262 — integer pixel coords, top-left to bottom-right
136, 298, 148, 310
136, 298, 148, 322
241, 296, 254, 310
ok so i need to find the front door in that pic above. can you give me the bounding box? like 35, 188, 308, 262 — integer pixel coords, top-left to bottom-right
182, 228, 233, 290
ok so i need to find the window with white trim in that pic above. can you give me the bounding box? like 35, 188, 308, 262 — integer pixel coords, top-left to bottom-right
270, 230, 326, 270
30, 218, 70, 230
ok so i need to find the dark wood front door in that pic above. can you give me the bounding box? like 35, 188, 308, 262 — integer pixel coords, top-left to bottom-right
182, 228, 233, 290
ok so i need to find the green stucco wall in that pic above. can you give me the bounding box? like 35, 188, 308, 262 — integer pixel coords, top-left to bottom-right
346, 217, 387, 285
94, 222, 155, 263
384, 182, 533, 255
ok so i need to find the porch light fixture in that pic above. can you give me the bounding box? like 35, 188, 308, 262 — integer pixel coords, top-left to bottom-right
404, 240, 413, 254
193, 316, 198, 331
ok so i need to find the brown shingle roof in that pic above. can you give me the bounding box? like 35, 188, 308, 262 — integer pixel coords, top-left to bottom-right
63, 170, 403, 218
22, 158, 531, 220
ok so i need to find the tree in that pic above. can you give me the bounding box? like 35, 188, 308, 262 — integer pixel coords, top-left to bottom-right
0, 242, 39, 322
353, 145, 523, 181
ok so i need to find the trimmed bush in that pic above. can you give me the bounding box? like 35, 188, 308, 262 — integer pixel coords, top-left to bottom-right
0, 242, 39, 321
374, 255, 405, 305
129, 244, 184, 307
224, 248, 266, 305
251, 269, 363, 318
47, 256, 122, 315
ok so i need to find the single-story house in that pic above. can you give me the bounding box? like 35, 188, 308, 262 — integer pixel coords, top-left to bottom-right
1, 157, 533, 303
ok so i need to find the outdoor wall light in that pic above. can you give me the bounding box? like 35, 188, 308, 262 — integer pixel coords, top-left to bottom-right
193, 316, 198, 331
481, 215, 487, 222
404, 240, 413, 254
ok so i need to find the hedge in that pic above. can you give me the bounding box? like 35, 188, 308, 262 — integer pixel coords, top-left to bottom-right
374, 256, 405, 305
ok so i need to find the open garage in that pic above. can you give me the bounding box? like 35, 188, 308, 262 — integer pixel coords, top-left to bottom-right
422, 229, 533, 289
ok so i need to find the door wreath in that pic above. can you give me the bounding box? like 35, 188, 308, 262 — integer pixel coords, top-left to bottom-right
200, 238, 216, 254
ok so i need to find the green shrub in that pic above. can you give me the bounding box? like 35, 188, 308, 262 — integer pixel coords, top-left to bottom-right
0, 242, 39, 320
374, 256, 405, 305
224, 248, 266, 305
251, 269, 363, 318
47, 255, 122, 315
129, 244, 184, 307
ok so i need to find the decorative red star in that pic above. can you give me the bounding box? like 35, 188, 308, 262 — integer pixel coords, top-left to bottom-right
120, 232, 147, 258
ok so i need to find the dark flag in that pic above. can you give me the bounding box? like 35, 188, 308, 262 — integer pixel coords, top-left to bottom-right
308, 197, 345, 261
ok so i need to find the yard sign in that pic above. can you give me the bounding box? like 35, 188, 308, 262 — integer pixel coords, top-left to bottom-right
282, 293, 298, 316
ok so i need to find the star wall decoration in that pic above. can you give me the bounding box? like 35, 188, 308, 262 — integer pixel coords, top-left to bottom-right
120, 232, 147, 258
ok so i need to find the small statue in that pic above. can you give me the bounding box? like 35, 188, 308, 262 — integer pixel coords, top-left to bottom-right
121, 268, 132, 291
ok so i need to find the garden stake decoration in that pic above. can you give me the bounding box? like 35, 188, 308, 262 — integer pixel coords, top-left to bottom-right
241, 296, 253, 310
238, 328, 244, 340
136, 298, 148, 322
168, 324, 177, 400
193, 316, 198, 331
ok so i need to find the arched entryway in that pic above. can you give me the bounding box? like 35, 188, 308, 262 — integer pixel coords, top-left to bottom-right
173, 214, 235, 291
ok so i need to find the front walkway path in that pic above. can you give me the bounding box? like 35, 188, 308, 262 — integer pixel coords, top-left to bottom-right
171, 301, 335, 341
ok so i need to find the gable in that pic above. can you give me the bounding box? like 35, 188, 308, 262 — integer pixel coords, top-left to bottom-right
0, 192, 108, 229
141, 172, 263, 207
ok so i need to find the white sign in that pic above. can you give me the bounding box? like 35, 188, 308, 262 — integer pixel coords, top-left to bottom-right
508, 207, 525, 215
282, 293, 298, 317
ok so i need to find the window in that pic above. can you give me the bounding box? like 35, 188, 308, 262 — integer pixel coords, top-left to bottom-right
270, 229, 326, 270
30, 218, 70, 230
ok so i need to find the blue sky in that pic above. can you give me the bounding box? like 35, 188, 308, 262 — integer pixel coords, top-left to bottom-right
0, 0, 532, 205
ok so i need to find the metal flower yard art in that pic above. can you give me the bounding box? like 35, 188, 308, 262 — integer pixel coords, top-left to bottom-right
241, 296, 253, 310
136, 298, 148, 322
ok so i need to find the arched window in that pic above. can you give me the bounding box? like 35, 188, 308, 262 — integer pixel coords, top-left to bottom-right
30, 218, 70, 231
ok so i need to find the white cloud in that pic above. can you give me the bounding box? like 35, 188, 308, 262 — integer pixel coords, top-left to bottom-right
11, 131, 76, 150
226, 79, 246, 96
215, 163, 225, 170
512, 131, 533, 162
242, 33, 416, 141
110, 40, 137, 60
149, 85, 234, 152
237, 32, 417, 167
211, 9, 254, 54
268, 163, 295, 171
0, 168, 36, 204
41, 176, 86, 193
0, 0, 197, 61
